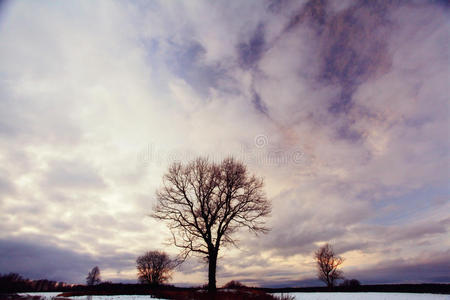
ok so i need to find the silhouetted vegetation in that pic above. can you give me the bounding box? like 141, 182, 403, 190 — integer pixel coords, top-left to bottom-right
222, 280, 246, 289
153, 157, 271, 291
1, 273, 449, 296
340, 278, 361, 287
57, 282, 171, 295
86, 266, 101, 286
136, 250, 176, 286
0, 273, 75, 293
314, 243, 344, 288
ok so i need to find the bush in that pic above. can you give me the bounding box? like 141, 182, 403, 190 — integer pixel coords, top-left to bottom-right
222, 280, 246, 289
340, 279, 361, 287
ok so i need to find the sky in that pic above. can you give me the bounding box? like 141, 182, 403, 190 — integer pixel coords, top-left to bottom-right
0, 0, 449, 287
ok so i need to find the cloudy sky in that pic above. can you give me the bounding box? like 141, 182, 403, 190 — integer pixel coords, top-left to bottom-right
0, 0, 449, 287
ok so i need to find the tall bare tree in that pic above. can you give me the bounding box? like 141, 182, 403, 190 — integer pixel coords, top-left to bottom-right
86, 266, 101, 286
152, 157, 271, 291
314, 244, 344, 288
136, 251, 175, 285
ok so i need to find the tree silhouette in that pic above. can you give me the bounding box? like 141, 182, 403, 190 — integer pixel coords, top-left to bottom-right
314, 244, 344, 288
153, 157, 271, 291
136, 251, 175, 285
86, 266, 101, 286
340, 278, 360, 287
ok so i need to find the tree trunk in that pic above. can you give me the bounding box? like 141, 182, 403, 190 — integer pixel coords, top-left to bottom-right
326, 273, 332, 288
208, 250, 218, 292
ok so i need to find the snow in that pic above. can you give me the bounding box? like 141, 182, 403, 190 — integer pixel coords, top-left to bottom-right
273, 292, 450, 300
18, 293, 61, 299
19, 292, 450, 300
18, 293, 165, 300
67, 296, 165, 300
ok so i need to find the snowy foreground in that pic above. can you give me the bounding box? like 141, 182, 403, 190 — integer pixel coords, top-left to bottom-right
18, 294, 165, 300
273, 292, 450, 300
20, 292, 450, 300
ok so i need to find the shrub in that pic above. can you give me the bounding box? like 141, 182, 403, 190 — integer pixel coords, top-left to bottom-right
222, 280, 246, 289
340, 278, 361, 287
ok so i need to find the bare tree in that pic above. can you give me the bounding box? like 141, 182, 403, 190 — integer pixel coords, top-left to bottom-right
152, 157, 271, 291
86, 266, 101, 286
136, 251, 175, 285
314, 244, 344, 288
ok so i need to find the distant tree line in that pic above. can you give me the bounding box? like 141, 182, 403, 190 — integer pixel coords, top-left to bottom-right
0, 273, 74, 293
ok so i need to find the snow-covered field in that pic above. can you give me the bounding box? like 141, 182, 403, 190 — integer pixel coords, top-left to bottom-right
273, 292, 450, 300
18, 293, 61, 299
18, 293, 165, 300
19, 292, 450, 300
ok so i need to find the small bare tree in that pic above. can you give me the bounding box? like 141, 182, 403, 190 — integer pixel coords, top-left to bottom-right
136, 251, 175, 285
314, 244, 344, 288
86, 266, 101, 286
152, 157, 271, 291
